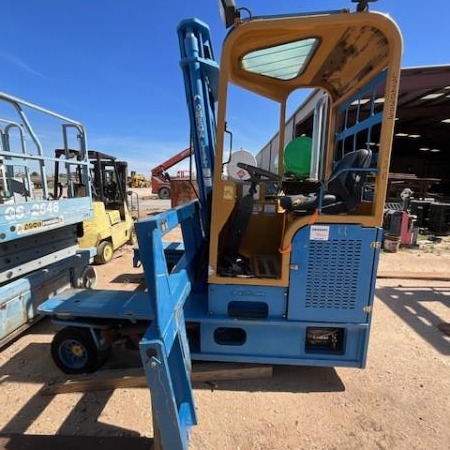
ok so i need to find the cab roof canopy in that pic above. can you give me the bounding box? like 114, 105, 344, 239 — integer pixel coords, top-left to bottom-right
224, 11, 401, 102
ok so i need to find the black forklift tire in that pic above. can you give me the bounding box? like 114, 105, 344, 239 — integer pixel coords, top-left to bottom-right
94, 241, 114, 264
76, 265, 98, 289
158, 187, 171, 199
51, 327, 110, 375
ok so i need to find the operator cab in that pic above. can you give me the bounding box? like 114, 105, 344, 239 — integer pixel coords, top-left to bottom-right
54, 150, 128, 211
210, 4, 402, 282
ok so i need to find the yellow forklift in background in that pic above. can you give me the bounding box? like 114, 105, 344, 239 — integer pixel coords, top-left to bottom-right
128, 172, 148, 188
54, 150, 135, 264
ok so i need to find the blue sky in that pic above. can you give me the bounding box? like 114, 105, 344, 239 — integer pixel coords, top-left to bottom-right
0, 1, 448, 175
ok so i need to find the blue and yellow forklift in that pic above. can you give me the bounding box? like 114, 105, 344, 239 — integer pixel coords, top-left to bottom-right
39, 1, 402, 448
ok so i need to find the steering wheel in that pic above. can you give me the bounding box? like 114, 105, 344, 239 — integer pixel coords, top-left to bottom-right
104, 182, 118, 201
236, 162, 280, 181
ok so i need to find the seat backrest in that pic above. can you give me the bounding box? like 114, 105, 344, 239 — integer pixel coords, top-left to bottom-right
326, 149, 372, 208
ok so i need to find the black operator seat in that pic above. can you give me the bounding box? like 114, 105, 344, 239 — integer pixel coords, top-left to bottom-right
279, 149, 372, 215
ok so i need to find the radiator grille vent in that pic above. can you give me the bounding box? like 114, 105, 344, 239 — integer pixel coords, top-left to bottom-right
305, 240, 361, 310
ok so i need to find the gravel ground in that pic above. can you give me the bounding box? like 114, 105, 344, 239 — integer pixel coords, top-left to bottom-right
0, 229, 449, 450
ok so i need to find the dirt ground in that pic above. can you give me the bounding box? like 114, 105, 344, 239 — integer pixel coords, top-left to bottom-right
1, 229, 449, 449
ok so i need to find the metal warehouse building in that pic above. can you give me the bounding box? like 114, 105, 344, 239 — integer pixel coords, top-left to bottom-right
256, 65, 450, 198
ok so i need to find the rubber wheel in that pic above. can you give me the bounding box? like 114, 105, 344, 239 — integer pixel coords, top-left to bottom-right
158, 187, 171, 199
76, 266, 97, 289
94, 241, 114, 264
50, 327, 109, 375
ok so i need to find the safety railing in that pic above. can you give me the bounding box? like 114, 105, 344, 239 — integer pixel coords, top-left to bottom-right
0, 92, 92, 242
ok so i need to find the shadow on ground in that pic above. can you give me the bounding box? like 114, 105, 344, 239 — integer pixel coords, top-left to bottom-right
193, 364, 345, 394
376, 285, 450, 355
1, 329, 345, 441
0, 335, 142, 437
110, 274, 145, 284
0, 434, 153, 450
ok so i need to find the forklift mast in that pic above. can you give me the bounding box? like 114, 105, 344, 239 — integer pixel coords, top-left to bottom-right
177, 19, 220, 232
115, 160, 129, 204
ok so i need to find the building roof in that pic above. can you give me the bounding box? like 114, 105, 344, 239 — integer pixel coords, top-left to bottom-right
394, 65, 450, 154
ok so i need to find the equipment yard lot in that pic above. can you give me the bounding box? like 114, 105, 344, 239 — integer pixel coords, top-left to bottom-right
1, 237, 449, 450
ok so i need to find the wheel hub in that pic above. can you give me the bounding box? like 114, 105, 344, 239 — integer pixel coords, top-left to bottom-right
104, 246, 113, 259
71, 344, 85, 357
59, 339, 88, 369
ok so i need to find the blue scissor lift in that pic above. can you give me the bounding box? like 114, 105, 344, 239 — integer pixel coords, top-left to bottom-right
0, 92, 94, 346
39, 4, 402, 449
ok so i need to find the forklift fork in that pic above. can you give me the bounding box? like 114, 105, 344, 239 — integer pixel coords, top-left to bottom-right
135, 200, 203, 450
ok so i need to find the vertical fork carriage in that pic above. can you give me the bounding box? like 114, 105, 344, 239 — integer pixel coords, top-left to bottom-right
136, 201, 204, 450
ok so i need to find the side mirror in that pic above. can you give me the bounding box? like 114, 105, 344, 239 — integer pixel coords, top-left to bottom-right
219, 0, 238, 28
351, 0, 378, 12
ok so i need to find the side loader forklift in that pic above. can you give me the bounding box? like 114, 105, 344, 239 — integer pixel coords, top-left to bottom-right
40, 1, 402, 448
54, 150, 135, 263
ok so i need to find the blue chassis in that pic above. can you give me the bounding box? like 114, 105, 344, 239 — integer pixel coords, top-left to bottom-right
39, 200, 382, 449
41, 201, 381, 369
